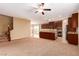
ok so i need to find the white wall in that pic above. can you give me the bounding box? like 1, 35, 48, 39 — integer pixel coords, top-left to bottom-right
11, 17, 31, 40
62, 19, 68, 43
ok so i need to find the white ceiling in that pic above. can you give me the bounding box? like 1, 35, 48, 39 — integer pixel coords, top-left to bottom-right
0, 3, 79, 24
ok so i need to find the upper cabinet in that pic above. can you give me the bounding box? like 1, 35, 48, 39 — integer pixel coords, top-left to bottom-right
68, 13, 78, 32
9, 17, 13, 30
72, 13, 78, 28
41, 21, 62, 29
41, 23, 49, 29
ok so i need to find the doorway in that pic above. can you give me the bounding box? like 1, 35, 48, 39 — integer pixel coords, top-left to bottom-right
31, 24, 40, 38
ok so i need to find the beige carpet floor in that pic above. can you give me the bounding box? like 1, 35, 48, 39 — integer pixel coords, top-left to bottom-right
0, 37, 79, 56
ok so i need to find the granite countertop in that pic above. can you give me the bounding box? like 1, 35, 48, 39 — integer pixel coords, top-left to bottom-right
68, 32, 78, 34
40, 29, 57, 33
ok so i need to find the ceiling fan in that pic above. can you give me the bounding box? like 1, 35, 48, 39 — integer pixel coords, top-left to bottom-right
34, 3, 51, 15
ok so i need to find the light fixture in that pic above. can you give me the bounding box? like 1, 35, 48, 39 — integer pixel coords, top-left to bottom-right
37, 9, 43, 12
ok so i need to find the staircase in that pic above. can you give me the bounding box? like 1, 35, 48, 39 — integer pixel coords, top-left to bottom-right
0, 18, 13, 42
0, 33, 8, 42
0, 26, 11, 42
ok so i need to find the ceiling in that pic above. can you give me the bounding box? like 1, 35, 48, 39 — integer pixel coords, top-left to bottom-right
0, 3, 79, 24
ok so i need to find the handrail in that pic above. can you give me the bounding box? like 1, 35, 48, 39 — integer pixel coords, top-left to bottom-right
7, 26, 11, 41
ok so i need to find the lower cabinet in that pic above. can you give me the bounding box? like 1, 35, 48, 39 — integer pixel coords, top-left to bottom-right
39, 32, 55, 40
67, 34, 78, 45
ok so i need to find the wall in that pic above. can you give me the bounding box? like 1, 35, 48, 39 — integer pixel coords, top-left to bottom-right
11, 17, 31, 40
62, 19, 68, 43
0, 15, 12, 35
77, 12, 79, 46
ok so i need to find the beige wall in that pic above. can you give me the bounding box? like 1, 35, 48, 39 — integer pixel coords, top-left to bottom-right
0, 15, 12, 35
77, 12, 79, 46
11, 17, 31, 40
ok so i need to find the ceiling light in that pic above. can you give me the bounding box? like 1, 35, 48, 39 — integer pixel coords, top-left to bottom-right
37, 9, 43, 12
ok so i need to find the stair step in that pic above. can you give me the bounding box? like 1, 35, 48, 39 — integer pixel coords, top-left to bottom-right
0, 36, 8, 42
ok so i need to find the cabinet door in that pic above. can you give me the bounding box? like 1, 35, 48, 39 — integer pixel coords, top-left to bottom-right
68, 17, 74, 31
41, 23, 49, 29
67, 34, 78, 45
68, 13, 78, 32
72, 13, 78, 28
49, 22, 54, 29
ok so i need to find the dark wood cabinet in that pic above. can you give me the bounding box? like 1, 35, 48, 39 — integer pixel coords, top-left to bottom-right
9, 17, 13, 30
41, 21, 62, 29
39, 32, 55, 40
49, 22, 55, 29
40, 21, 62, 40
41, 23, 49, 29
67, 13, 78, 45
72, 13, 78, 28
68, 13, 78, 32
68, 17, 72, 31
67, 34, 78, 45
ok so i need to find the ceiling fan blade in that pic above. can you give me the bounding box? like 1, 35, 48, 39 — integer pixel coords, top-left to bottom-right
35, 11, 38, 13
43, 9, 51, 11
41, 3, 44, 6
42, 12, 44, 15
